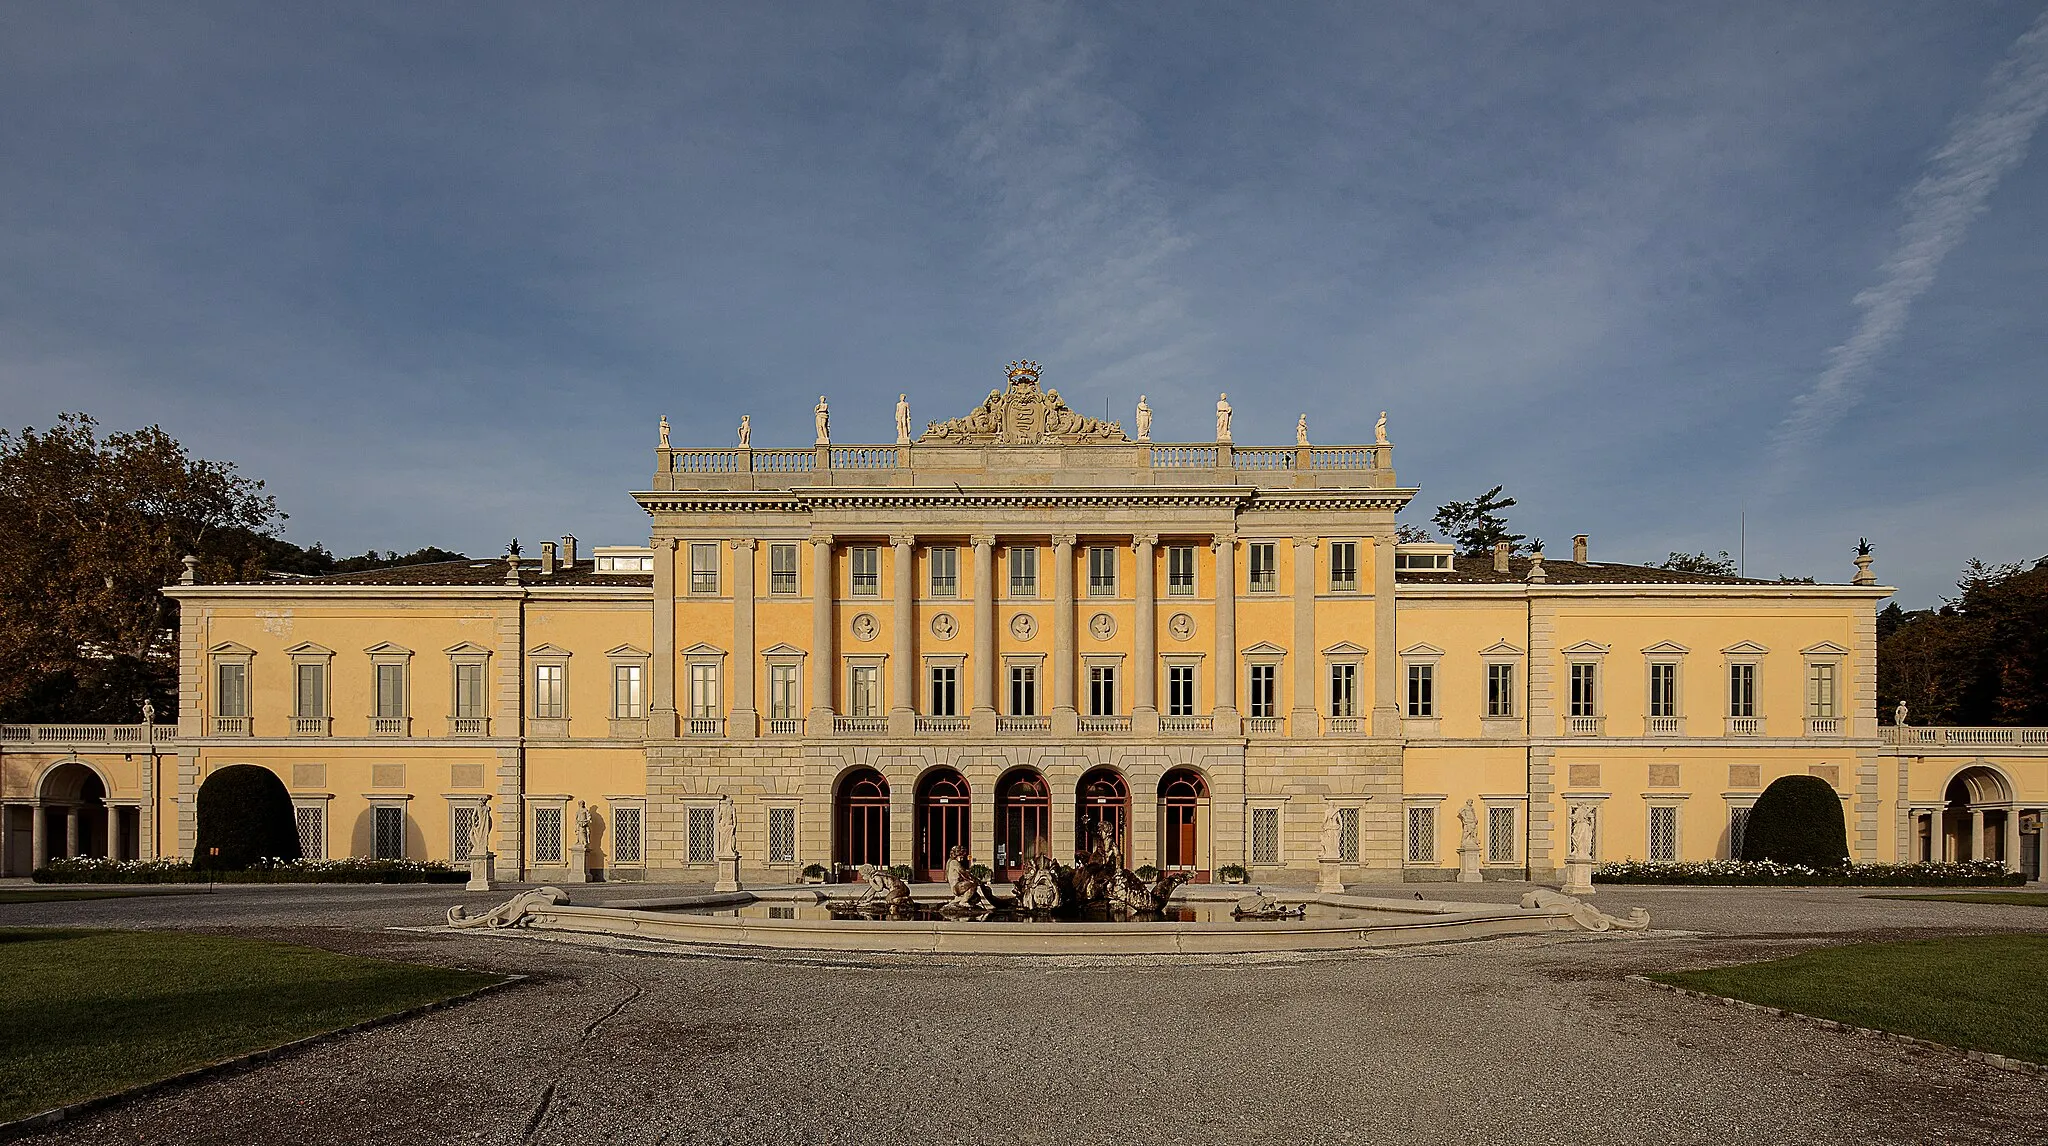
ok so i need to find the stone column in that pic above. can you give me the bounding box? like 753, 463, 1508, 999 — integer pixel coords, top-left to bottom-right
649, 538, 679, 738
106, 803, 120, 860
1133, 534, 1159, 735
728, 539, 758, 739
1052, 534, 1078, 735
1290, 535, 1319, 737
807, 535, 835, 736
30, 805, 46, 871
1371, 534, 1401, 737
1971, 808, 1986, 863
2004, 808, 2022, 873
65, 807, 80, 858
971, 535, 997, 735
890, 535, 917, 736
1212, 535, 1238, 732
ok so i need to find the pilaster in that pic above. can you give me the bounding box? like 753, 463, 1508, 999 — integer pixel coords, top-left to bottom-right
1290, 535, 1319, 737
889, 534, 916, 736
649, 538, 679, 739
1133, 534, 1159, 736
1212, 534, 1239, 732
971, 535, 997, 735
729, 538, 759, 739
1052, 534, 1078, 735
1370, 534, 1399, 734
807, 535, 834, 736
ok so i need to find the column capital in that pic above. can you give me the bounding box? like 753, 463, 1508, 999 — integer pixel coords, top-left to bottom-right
1053, 534, 1078, 548
1293, 535, 1318, 549
1133, 533, 1159, 548
808, 532, 835, 547
889, 533, 917, 549
1211, 534, 1237, 552
970, 534, 997, 549
658, 537, 680, 552
730, 537, 759, 552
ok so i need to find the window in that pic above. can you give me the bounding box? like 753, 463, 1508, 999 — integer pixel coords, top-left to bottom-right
1406, 664, 1434, 718
295, 804, 326, 860
1487, 806, 1516, 863
1088, 546, 1117, 596
1010, 665, 1038, 716
769, 543, 800, 595
929, 665, 958, 716
613, 805, 644, 864
688, 663, 720, 719
689, 542, 720, 595
1328, 663, 1357, 717
687, 806, 716, 862
1009, 546, 1038, 597
613, 664, 645, 719
1649, 663, 1677, 718
1406, 805, 1436, 862
453, 662, 486, 719
534, 664, 566, 719
375, 663, 406, 720
1486, 663, 1514, 718
1569, 663, 1598, 717
1249, 664, 1278, 718
216, 663, 248, 717
1248, 543, 1278, 592
1729, 806, 1751, 860
1807, 663, 1837, 718
373, 805, 405, 860
295, 662, 327, 719
767, 806, 796, 865
1329, 542, 1358, 592
850, 546, 880, 595
849, 664, 881, 717
1648, 805, 1679, 861
452, 804, 480, 860
927, 546, 958, 597
1167, 546, 1196, 595
1168, 665, 1197, 716
1250, 807, 1280, 865
1728, 663, 1756, 718
1393, 549, 1454, 571
769, 664, 800, 720
533, 806, 563, 864
1089, 665, 1118, 716
1337, 806, 1360, 863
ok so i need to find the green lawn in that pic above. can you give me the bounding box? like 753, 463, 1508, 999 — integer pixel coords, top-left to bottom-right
1654, 933, 2048, 1064
1869, 891, 2048, 908
0, 929, 501, 1122
0, 889, 203, 905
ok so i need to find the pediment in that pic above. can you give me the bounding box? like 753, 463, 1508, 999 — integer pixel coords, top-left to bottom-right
443, 642, 492, 657
605, 644, 652, 658
1321, 640, 1369, 657
917, 363, 1128, 446
363, 641, 413, 657
1399, 642, 1445, 658
527, 643, 574, 658
1639, 640, 1690, 656
1241, 641, 1289, 657
1480, 639, 1525, 656
1721, 641, 1770, 656
282, 641, 334, 656
759, 643, 806, 658
679, 642, 728, 657
1801, 641, 1851, 656
1559, 640, 1611, 656
209, 640, 255, 656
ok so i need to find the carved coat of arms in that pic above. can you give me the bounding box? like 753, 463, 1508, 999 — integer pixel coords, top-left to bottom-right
919, 362, 1127, 446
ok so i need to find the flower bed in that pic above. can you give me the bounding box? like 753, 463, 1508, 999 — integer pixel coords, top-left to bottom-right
33, 856, 466, 885
1594, 859, 2024, 887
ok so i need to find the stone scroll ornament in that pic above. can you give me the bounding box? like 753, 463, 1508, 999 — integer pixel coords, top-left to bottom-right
447, 887, 569, 929
1521, 889, 1650, 933
918, 362, 1127, 445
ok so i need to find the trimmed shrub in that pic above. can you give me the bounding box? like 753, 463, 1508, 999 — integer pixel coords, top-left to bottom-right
1741, 775, 1849, 867
1595, 859, 2023, 887
35, 856, 463, 884
193, 765, 301, 871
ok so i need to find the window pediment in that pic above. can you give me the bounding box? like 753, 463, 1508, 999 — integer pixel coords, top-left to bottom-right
1399, 642, 1445, 658
1321, 640, 1369, 657
1559, 640, 1611, 656
1639, 640, 1690, 656
1480, 639, 1525, 657
758, 643, 805, 658
528, 643, 573, 659
1801, 641, 1850, 656
209, 641, 256, 657
1241, 641, 1288, 660
363, 641, 413, 657
605, 643, 652, 659
443, 642, 492, 657
679, 642, 726, 658
1721, 641, 1769, 656
283, 641, 334, 657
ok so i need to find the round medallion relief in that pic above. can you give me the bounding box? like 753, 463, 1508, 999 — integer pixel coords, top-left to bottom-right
1168, 612, 1195, 641
930, 612, 958, 641
1088, 612, 1116, 641
851, 613, 878, 642
1009, 613, 1037, 640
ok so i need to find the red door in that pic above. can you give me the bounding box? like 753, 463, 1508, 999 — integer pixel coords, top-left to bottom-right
916, 770, 971, 882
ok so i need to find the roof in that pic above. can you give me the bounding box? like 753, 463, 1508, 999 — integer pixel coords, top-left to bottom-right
1397, 555, 1807, 587
225, 558, 652, 589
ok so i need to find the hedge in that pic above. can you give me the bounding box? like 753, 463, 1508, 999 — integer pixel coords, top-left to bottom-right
1740, 774, 1849, 867
1595, 859, 2024, 887
33, 856, 466, 885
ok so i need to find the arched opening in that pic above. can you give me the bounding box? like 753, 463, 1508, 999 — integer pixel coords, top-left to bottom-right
1939, 765, 2015, 867
1074, 767, 1130, 865
832, 768, 891, 879
993, 769, 1050, 880
1158, 768, 1210, 881
37, 761, 109, 865
914, 768, 971, 882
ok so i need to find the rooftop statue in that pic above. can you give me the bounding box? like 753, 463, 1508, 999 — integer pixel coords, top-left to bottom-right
1135, 395, 1152, 441
814, 396, 830, 445
896, 394, 912, 444
738, 415, 750, 448
1216, 393, 1232, 442
659, 415, 670, 449
1375, 410, 1388, 445
1297, 413, 1309, 447
919, 361, 1127, 445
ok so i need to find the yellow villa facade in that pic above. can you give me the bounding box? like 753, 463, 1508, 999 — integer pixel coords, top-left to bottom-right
4, 365, 2044, 883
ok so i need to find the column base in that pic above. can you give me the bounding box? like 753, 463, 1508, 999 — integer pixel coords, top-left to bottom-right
1289, 708, 1320, 738
1370, 706, 1401, 739
1052, 708, 1079, 737
888, 709, 916, 737
1559, 860, 1595, 896
806, 708, 833, 737
728, 708, 759, 740
1211, 707, 1241, 737
969, 708, 997, 736
714, 856, 742, 893
1132, 707, 1160, 737
647, 709, 679, 739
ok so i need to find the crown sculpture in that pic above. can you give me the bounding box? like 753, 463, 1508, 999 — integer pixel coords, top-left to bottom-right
920, 361, 1127, 446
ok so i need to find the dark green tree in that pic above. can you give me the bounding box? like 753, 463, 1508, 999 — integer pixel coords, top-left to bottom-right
1740, 775, 1849, 867
1657, 551, 1737, 576
1430, 486, 1526, 557
193, 764, 302, 870
1878, 557, 2048, 726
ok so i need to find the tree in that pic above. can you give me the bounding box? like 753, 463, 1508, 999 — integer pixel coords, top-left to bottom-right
1395, 523, 1434, 544
1740, 775, 1849, 867
1429, 486, 1526, 557
1879, 557, 2048, 726
1657, 551, 1737, 576
193, 764, 301, 870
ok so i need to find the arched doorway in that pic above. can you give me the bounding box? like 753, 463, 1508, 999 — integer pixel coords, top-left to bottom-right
994, 769, 1050, 879
37, 761, 109, 865
915, 768, 971, 882
1940, 765, 2015, 867
1074, 767, 1130, 865
1158, 768, 1210, 881
833, 768, 891, 879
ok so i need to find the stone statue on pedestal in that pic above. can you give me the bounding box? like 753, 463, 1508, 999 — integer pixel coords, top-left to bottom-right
1319, 804, 1344, 862
1568, 804, 1593, 862
814, 397, 830, 445
896, 394, 912, 444
715, 794, 738, 859
1459, 800, 1479, 849
575, 801, 591, 849
141, 698, 155, 726
1895, 701, 1909, 727
1375, 411, 1388, 445
1215, 394, 1233, 442
738, 415, 751, 447
1135, 395, 1152, 441
659, 415, 670, 448
1296, 414, 1309, 446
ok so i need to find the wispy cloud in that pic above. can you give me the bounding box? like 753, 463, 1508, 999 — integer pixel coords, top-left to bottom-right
1766, 7, 2048, 489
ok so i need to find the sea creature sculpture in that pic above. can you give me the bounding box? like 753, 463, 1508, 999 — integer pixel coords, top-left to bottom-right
446, 886, 569, 929
1010, 854, 1064, 913
1520, 889, 1650, 933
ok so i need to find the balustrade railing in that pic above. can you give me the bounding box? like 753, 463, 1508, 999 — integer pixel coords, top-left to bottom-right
371, 717, 408, 736
1565, 715, 1604, 736
1231, 447, 1295, 471
1245, 716, 1285, 735
915, 714, 969, 734
1079, 715, 1131, 733
1159, 715, 1213, 734
834, 715, 888, 735
0, 723, 165, 745
752, 449, 815, 473
213, 716, 251, 736
1325, 716, 1363, 734
830, 446, 898, 470
292, 716, 329, 737
671, 450, 743, 473
1805, 717, 1843, 737
765, 718, 804, 737
1149, 445, 1216, 469
450, 717, 489, 737
996, 716, 1050, 734
1308, 447, 1378, 470
1885, 726, 2048, 746
1725, 716, 1763, 737
1646, 716, 1685, 736
684, 717, 726, 737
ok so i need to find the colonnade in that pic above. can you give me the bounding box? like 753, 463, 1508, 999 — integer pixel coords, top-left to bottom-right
1915, 805, 2042, 873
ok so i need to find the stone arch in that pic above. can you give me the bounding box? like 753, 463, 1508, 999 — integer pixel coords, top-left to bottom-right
831, 766, 891, 876
1944, 761, 2013, 807
1074, 765, 1131, 865
35, 759, 110, 864
1156, 767, 1212, 878
1936, 762, 2018, 866
912, 766, 971, 882
992, 765, 1051, 879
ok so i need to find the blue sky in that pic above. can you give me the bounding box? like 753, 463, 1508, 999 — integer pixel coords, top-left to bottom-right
3, 2, 2044, 607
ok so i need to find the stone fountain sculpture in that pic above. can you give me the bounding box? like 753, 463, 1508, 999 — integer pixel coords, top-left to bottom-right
855, 864, 913, 910
940, 846, 998, 914
446, 886, 568, 929
1011, 854, 1064, 913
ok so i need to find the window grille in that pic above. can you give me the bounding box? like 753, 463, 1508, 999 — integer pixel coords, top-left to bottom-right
452, 805, 479, 860
534, 664, 566, 719
1250, 807, 1280, 865
850, 547, 880, 595
1728, 807, 1750, 860
1168, 665, 1196, 716
1329, 542, 1358, 591
769, 543, 800, 595
216, 663, 249, 717
1249, 664, 1278, 718
1167, 546, 1196, 595
1010, 665, 1038, 716
295, 805, 326, 860
613, 805, 644, 864
613, 664, 645, 719
1248, 543, 1278, 592
1406, 664, 1434, 718
375, 663, 406, 719
1088, 547, 1117, 596
1487, 663, 1514, 718
373, 806, 405, 860
768, 806, 796, 864
1649, 663, 1677, 718
1008, 546, 1037, 597
689, 542, 720, 595
1569, 663, 1598, 718
453, 662, 486, 719
1648, 805, 1678, 861
1088, 666, 1118, 716
1807, 663, 1836, 718
1338, 806, 1360, 863
533, 806, 563, 864
929, 666, 958, 717
928, 546, 958, 597
1330, 663, 1357, 718
1487, 806, 1516, 863
1728, 663, 1756, 718
1406, 805, 1436, 862
688, 806, 716, 862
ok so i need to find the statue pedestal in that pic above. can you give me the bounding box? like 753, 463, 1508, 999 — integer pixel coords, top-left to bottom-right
568, 846, 590, 885
1458, 843, 1483, 883
1316, 857, 1346, 894
1560, 860, 1595, 896
466, 853, 493, 893
714, 855, 742, 893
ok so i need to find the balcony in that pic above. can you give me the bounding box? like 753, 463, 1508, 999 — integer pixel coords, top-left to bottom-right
291, 716, 330, 737
1805, 717, 1843, 737
997, 716, 1050, 734
1, 723, 172, 746
1245, 716, 1285, 735
1565, 715, 1604, 736
1726, 716, 1764, 737
449, 717, 489, 737
1646, 716, 1685, 737
371, 717, 409, 736
1159, 715, 1214, 734
684, 717, 726, 737
764, 718, 804, 737
915, 715, 968, 734
1079, 715, 1131, 734
833, 715, 887, 735
1325, 716, 1364, 734
1883, 726, 2048, 746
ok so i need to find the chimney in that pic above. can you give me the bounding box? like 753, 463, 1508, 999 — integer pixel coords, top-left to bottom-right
560, 534, 578, 568
1493, 541, 1511, 573
539, 541, 557, 576
1572, 534, 1588, 564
